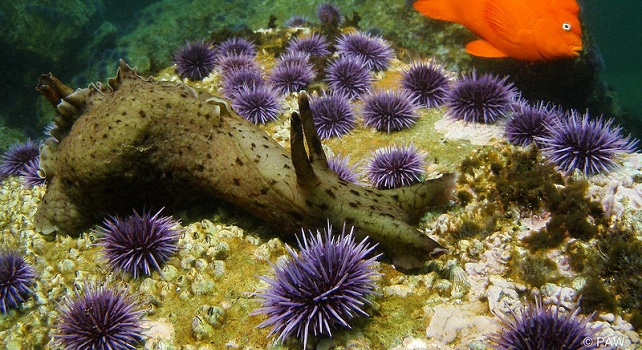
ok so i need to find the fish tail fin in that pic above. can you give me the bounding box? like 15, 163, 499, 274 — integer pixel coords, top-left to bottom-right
390, 173, 457, 223
413, 0, 461, 22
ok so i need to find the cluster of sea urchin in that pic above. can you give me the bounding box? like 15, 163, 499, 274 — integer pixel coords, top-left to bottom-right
95, 208, 181, 278
335, 31, 394, 72
55, 284, 143, 350
0, 250, 35, 314
489, 297, 599, 350
253, 223, 381, 348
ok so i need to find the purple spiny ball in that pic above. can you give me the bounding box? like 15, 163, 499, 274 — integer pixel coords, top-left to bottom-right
325, 56, 373, 99
316, 3, 342, 26
215, 37, 257, 57
446, 71, 516, 124
366, 144, 425, 189
505, 101, 559, 147
0, 139, 40, 178
253, 223, 380, 348
217, 53, 259, 75
490, 297, 599, 350
538, 111, 638, 176
401, 60, 451, 108
268, 59, 316, 95
56, 284, 143, 350
309, 91, 356, 139
287, 33, 331, 57
0, 250, 35, 314
362, 89, 420, 133
231, 85, 283, 124
222, 67, 264, 98
328, 154, 361, 183
335, 31, 394, 72
95, 208, 181, 278
20, 158, 46, 187
173, 41, 217, 81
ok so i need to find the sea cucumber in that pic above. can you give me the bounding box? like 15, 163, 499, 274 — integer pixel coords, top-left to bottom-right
34, 60, 456, 269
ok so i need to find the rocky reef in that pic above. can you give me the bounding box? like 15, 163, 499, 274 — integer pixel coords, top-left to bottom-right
2, 8, 642, 350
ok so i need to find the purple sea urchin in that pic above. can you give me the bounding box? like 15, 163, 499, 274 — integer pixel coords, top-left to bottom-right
217, 53, 259, 75
316, 3, 343, 26
328, 154, 361, 183
268, 59, 316, 95
335, 31, 394, 71
362, 89, 419, 133
0, 139, 40, 178
215, 37, 257, 57
401, 60, 451, 108
173, 41, 217, 81
253, 223, 380, 348
538, 111, 638, 176
309, 91, 356, 139
221, 66, 265, 98
325, 56, 372, 99
366, 144, 425, 189
445, 71, 516, 123
231, 85, 283, 124
490, 298, 599, 350
95, 208, 181, 278
0, 250, 35, 314
505, 101, 559, 147
287, 32, 331, 57
56, 284, 143, 350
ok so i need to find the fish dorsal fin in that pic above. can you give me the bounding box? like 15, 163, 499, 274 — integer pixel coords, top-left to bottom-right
484, 0, 525, 44
413, 0, 460, 22
465, 40, 508, 58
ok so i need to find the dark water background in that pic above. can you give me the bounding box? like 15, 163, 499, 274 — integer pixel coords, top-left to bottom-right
0, 0, 640, 147
581, 0, 642, 134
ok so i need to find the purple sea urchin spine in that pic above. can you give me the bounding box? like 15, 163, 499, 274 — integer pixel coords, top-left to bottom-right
335, 31, 394, 72
445, 71, 516, 124
325, 56, 373, 99
231, 85, 283, 124
173, 41, 217, 81
401, 60, 451, 108
0, 139, 41, 178
309, 91, 356, 139
0, 250, 35, 314
538, 111, 638, 176
366, 144, 426, 189
95, 208, 181, 278
505, 101, 559, 147
362, 89, 420, 133
56, 284, 144, 350
490, 297, 600, 350
252, 223, 380, 348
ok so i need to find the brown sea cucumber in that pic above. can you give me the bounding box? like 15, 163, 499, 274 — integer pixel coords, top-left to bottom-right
35, 60, 456, 269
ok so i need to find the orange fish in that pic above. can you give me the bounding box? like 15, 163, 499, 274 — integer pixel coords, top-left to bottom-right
413, 0, 583, 61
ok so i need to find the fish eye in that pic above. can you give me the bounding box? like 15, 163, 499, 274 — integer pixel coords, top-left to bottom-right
562, 23, 572, 31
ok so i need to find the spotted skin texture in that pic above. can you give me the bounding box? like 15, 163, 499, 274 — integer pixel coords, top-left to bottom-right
35, 60, 456, 269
